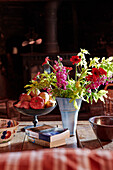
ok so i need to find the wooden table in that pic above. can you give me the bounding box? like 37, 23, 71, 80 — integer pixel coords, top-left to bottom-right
77, 121, 113, 150
0, 121, 77, 153
0, 120, 113, 153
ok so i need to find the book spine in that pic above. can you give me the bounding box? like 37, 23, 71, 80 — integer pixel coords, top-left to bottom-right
26, 131, 50, 142
26, 130, 39, 139
28, 136, 66, 148
28, 136, 50, 147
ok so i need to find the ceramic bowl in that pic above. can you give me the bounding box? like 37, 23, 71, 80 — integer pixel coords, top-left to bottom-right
13, 101, 57, 116
89, 116, 113, 141
0, 119, 19, 144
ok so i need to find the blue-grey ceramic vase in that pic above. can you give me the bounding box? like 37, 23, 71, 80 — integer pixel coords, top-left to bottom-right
56, 97, 82, 136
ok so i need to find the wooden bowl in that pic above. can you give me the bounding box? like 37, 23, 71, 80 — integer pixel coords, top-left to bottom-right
0, 119, 19, 144
89, 116, 113, 141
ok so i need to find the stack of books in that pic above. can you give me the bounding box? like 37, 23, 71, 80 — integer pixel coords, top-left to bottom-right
25, 124, 70, 148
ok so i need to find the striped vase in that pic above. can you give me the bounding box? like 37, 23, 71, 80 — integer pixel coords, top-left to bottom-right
56, 97, 82, 136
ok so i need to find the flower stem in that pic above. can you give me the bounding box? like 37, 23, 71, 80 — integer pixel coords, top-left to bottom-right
75, 64, 77, 81
48, 63, 56, 72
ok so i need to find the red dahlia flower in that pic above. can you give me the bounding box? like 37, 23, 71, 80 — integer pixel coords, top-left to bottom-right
70, 55, 81, 65
91, 68, 100, 78
99, 68, 107, 76
86, 74, 97, 82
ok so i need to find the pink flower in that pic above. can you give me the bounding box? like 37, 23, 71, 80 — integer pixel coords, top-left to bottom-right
56, 68, 68, 90
59, 57, 63, 61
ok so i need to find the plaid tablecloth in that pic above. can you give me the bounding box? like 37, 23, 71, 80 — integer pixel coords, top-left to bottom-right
0, 148, 113, 170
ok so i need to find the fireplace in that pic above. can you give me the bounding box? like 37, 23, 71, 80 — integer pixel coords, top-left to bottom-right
21, 52, 76, 85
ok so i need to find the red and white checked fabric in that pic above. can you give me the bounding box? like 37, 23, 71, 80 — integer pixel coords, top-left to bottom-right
0, 148, 113, 170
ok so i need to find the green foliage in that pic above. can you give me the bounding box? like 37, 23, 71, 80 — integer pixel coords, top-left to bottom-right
24, 49, 113, 109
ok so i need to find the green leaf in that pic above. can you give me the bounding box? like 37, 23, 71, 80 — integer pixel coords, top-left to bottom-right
24, 84, 32, 88
73, 100, 79, 110
69, 99, 74, 103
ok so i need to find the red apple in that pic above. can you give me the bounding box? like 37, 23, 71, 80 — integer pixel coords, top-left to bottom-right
39, 92, 49, 104
30, 96, 45, 109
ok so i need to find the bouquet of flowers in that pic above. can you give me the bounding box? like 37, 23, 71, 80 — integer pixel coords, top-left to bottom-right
25, 49, 113, 109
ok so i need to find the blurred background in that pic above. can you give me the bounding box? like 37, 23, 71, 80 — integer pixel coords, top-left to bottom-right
0, 0, 112, 120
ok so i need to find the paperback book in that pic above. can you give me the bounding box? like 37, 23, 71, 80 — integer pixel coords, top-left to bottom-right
27, 136, 66, 148
26, 124, 70, 142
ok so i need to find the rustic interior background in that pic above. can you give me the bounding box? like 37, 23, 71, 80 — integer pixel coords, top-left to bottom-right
0, 0, 112, 120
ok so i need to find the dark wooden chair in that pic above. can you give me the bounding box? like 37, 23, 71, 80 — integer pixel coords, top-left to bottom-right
103, 84, 113, 115
0, 98, 10, 118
